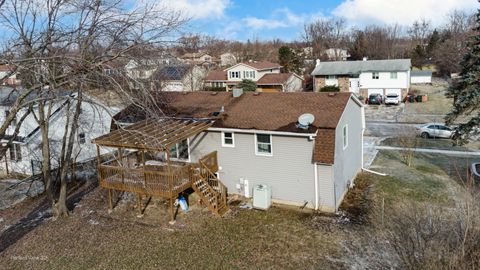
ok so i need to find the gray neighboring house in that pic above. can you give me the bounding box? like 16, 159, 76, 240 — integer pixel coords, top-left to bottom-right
312, 58, 411, 99
113, 91, 365, 212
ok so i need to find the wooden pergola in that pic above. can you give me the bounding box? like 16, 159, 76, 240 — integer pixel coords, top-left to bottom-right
92, 118, 217, 222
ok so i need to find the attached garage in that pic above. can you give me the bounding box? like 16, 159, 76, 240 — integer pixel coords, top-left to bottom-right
367, 89, 384, 96
385, 88, 401, 96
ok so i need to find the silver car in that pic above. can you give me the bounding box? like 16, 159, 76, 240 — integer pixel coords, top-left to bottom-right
384, 93, 400, 105
415, 123, 454, 139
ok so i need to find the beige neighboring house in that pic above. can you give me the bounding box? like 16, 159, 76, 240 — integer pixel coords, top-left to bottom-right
204, 61, 304, 92
324, 48, 350, 61
220, 52, 237, 67
180, 52, 216, 69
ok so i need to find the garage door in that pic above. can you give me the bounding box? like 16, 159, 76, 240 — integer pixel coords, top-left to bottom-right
385, 88, 401, 96
367, 89, 384, 96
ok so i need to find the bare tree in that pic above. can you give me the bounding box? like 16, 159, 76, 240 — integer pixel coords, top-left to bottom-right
0, 0, 187, 217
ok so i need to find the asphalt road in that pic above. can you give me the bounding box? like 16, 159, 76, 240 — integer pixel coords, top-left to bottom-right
365, 121, 418, 137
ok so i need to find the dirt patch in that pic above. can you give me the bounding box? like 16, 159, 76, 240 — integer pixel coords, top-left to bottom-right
338, 173, 373, 225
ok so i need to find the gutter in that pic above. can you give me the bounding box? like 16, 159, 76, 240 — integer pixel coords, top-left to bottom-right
207, 127, 316, 137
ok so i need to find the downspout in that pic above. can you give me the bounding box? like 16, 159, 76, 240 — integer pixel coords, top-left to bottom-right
314, 162, 318, 210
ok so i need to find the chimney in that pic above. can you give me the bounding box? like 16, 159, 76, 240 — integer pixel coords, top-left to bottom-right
362, 57, 368, 61
315, 59, 321, 66
232, 88, 243, 98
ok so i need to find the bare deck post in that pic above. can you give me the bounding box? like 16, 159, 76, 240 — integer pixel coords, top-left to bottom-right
108, 189, 113, 210
137, 193, 142, 216
166, 147, 175, 223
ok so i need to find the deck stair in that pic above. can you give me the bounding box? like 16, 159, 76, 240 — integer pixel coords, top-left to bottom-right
191, 152, 229, 216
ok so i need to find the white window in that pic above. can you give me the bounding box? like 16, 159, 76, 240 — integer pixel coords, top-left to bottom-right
372, 72, 379, 79
78, 133, 86, 144
221, 132, 235, 147
255, 134, 272, 156
169, 139, 189, 161
390, 72, 397, 79
343, 125, 348, 149
9, 143, 21, 161
327, 75, 336, 79
229, 71, 240, 79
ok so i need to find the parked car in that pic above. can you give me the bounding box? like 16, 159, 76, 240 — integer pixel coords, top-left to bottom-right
384, 93, 401, 105
415, 123, 454, 138
470, 162, 480, 182
368, 94, 383, 105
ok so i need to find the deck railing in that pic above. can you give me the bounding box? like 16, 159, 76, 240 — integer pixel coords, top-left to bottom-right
98, 163, 192, 197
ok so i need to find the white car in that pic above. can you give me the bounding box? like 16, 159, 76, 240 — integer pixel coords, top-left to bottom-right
415, 123, 454, 139
384, 93, 401, 105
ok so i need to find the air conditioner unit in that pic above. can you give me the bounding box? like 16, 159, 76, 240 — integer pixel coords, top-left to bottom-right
253, 184, 272, 210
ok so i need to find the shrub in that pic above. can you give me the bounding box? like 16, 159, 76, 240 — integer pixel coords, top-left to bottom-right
237, 79, 257, 92
319, 85, 340, 92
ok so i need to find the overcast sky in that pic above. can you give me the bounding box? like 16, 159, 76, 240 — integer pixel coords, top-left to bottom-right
154, 0, 478, 41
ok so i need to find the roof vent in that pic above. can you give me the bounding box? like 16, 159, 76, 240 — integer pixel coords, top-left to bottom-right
315, 59, 321, 66
253, 92, 260, 96
211, 92, 218, 96
296, 113, 315, 130
328, 92, 336, 97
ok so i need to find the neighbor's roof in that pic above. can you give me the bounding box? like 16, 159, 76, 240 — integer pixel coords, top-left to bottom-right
154, 65, 191, 81
232, 61, 282, 71
256, 73, 294, 85
204, 70, 227, 81
411, 70, 433, 76
311, 59, 411, 76
111, 91, 357, 164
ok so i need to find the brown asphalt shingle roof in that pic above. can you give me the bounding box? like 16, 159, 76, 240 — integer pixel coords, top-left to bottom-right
256, 73, 293, 85
113, 91, 355, 164
204, 70, 227, 81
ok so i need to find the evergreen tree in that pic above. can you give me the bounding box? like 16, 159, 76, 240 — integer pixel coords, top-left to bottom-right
445, 10, 480, 144
411, 45, 426, 68
426, 29, 440, 58
278, 46, 301, 73
237, 79, 257, 92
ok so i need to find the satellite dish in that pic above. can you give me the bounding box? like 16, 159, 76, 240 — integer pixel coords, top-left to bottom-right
298, 113, 315, 127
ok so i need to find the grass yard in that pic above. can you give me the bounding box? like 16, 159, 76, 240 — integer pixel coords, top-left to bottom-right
0, 149, 475, 269
404, 81, 453, 115
381, 137, 480, 152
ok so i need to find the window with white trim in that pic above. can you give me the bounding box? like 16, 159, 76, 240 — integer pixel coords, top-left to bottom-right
343, 125, 348, 149
390, 72, 397, 79
9, 143, 22, 161
255, 134, 272, 156
221, 132, 235, 147
327, 75, 337, 79
372, 72, 379, 79
169, 139, 189, 160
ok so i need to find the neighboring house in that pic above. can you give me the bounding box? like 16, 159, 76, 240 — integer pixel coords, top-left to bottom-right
180, 52, 216, 69
125, 59, 159, 80
0, 89, 115, 175
204, 61, 304, 92
220, 52, 237, 67
410, 70, 432, 84
324, 48, 350, 61
110, 90, 365, 212
152, 65, 206, 92
256, 73, 304, 92
0, 64, 20, 86
311, 58, 411, 99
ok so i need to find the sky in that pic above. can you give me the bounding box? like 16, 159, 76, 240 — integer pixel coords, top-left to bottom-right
158, 0, 478, 41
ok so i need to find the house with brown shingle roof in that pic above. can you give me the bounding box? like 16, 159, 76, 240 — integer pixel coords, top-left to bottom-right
109, 90, 365, 212
204, 60, 304, 92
